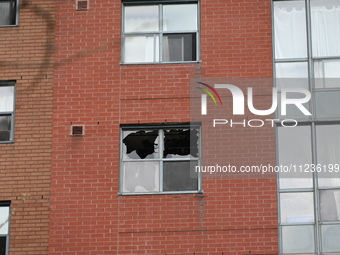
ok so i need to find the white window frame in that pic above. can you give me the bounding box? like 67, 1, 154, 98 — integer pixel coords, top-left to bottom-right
119, 123, 202, 195
0, 201, 11, 255
121, 0, 200, 64
0, 0, 19, 27
0, 81, 15, 143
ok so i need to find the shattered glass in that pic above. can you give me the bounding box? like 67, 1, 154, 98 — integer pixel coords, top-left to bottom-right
123, 130, 159, 159
163, 128, 199, 158
121, 126, 200, 193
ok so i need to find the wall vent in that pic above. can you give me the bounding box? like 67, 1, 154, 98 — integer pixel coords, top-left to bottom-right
75, 0, 89, 11
71, 125, 85, 136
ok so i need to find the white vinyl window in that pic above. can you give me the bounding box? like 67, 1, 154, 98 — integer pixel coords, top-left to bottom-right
0, 81, 15, 143
120, 123, 201, 194
0, 201, 10, 255
122, 1, 199, 64
0, 0, 18, 26
273, 0, 340, 254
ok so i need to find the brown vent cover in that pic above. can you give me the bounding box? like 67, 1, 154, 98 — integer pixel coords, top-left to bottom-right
71, 125, 85, 136
75, 0, 89, 11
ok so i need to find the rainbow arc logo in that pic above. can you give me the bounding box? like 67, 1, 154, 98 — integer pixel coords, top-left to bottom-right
196, 82, 223, 115
196, 82, 223, 106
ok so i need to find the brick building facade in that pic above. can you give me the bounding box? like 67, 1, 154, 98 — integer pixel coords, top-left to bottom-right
1, 0, 340, 254
0, 0, 55, 254
50, 0, 277, 254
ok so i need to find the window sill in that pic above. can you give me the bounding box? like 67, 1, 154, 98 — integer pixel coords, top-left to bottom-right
118, 190, 203, 196
119, 60, 201, 66
0, 24, 19, 28
0, 141, 14, 144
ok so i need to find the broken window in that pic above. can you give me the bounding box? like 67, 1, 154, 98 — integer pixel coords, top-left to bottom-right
121, 124, 200, 194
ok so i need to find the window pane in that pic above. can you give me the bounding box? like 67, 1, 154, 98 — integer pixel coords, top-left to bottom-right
314, 60, 340, 88
163, 128, 199, 159
122, 161, 160, 193
273, 1, 307, 59
321, 225, 340, 252
0, 86, 14, 112
163, 4, 197, 31
124, 5, 159, 32
0, 206, 9, 235
122, 130, 159, 160
124, 35, 159, 63
0, 116, 11, 142
315, 91, 340, 118
320, 189, 340, 221
311, 0, 340, 57
275, 63, 308, 91
282, 225, 315, 253
0, 1, 16, 26
277, 91, 311, 119
163, 33, 196, 62
280, 192, 314, 223
278, 126, 313, 189
316, 125, 340, 187
163, 161, 198, 191
275, 62, 308, 79
0, 236, 6, 255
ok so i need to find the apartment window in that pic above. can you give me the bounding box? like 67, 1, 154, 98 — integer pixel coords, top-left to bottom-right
0, 81, 15, 143
0, 0, 18, 26
122, 1, 199, 64
120, 123, 201, 194
273, 0, 340, 254
277, 124, 340, 254
0, 201, 10, 255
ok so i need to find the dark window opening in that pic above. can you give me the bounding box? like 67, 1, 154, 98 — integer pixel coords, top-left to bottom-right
0, 237, 6, 255
163, 128, 199, 158
163, 161, 198, 191
163, 33, 197, 62
0, 0, 17, 26
0, 115, 11, 142
123, 130, 159, 159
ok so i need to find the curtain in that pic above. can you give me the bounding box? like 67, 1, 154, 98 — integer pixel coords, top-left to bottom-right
321, 140, 340, 219
316, 125, 340, 220
312, 3, 340, 84
0, 87, 14, 112
124, 35, 159, 63
124, 5, 159, 63
145, 35, 158, 62
123, 162, 159, 193
274, 1, 307, 59
311, 3, 340, 57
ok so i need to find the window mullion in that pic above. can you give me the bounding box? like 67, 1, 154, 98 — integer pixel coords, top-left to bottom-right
310, 121, 321, 255
305, 0, 316, 123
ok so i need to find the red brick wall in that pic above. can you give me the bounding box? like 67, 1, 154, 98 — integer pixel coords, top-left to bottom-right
51, 0, 277, 254
0, 0, 55, 254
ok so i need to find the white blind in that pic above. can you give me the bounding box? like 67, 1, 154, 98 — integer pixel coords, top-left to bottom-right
0, 86, 14, 112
